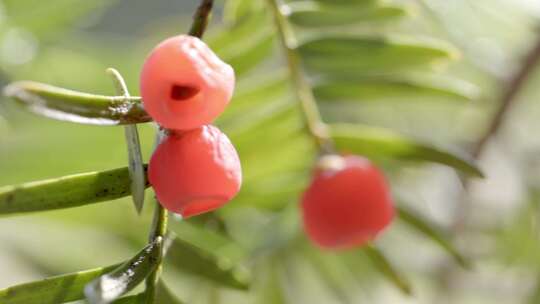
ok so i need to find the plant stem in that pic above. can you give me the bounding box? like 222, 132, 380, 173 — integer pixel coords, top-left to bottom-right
265, 0, 334, 153
452, 37, 540, 233
144, 1, 215, 302
437, 35, 540, 304
145, 201, 168, 302
148, 202, 169, 244
189, 0, 214, 38
471, 39, 540, 158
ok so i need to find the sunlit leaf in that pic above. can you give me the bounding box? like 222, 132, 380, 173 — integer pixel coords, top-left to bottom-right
223, 0, 262, 24
169, 221, 247, 264
217, 73, 290, 124
298, 35, 458, 74
106, 67, 146, 214
84, 237, 162, 304
3, 0, 116, 39
166, 220, 251, 290
248, 203, 302, 257
397, 206, 470, 269
232, 172, 307, 210
0, 264, 120, 304
155, 280, 185, 304
0, 166, 149, 215
3, 81, 151, 125
229, 107, 302, 151
112, 280, 184, 304
304, 250, 354, 303
285, 2, 407, 27
211, 10, 271, 52
213, 7, 275, 77
255, 261, 286, 304
330, 123, 483, 177
313, 75, 479, 102
364, 245, 412, 295
226, 34, 276, 76
123, 124, 145, 214
224, 98, 293, 135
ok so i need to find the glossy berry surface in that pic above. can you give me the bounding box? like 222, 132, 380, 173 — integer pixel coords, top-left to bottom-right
140, 35, 235, 130
148, 125, 242, 218
301, 155, 394, 250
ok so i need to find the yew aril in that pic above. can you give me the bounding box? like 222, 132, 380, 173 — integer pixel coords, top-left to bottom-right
149, 125, 241, 218
301, 155, 394, 250
140, 35, 235, 130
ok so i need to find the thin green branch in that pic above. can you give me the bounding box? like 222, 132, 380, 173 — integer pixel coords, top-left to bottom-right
149, 202, 169, 242
265, 0, 334, 153
145, 202, 168, 302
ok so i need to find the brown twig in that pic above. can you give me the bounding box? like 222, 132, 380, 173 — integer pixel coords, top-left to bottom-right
436, 35, 540, 304
189, 0, 214, 38
451, 37, 540, 233
472, 38, 540, 158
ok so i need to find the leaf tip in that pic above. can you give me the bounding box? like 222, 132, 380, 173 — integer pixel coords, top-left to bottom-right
2, 81, 21, 98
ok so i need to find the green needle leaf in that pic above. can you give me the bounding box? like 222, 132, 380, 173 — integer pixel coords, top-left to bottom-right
155, 280, 185, 304
304, 250, 353, 303
313, 75, 479, 102
285, 2, 407, 27
107, 68, 146, 214
398, 206, 470, 269
123, 124, 146, 214
109, 281, 184, 304
226, 34, 276, 76
166, 220, 251, 290
0, 165, 149, 216
330, 123, 483, 177
255, 260, 286, 304
84, 237, 163, 304
3, 81, 151, 125
223, 0, 261, 23
297, 35, 458, 74
364, 245, 412, 295
0, 264, 121, 304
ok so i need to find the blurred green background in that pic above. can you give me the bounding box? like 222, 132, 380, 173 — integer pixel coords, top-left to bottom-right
1, 0, 540, 303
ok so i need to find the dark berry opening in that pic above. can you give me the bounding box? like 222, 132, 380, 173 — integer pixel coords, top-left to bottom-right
170, 84, 200, 101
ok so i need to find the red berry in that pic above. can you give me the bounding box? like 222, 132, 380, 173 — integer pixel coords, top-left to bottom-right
148, 125, 242, 218
301, 155, 394, 250
140, 35, 235, 130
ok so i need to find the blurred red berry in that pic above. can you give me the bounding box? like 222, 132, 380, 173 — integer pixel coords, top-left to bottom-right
149, 125, 242, 218
140, 35, 235, 130
301, 155, 394, 250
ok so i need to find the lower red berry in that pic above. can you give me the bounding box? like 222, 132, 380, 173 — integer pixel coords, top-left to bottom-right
148, 125, 242, 218
301, 155, 394, 250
